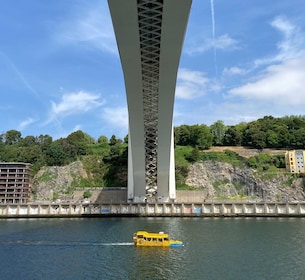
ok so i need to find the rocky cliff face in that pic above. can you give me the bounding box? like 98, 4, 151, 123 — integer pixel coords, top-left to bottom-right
32, 161, 88, 202
186, 161, 305, 201
32, 160, 305, 202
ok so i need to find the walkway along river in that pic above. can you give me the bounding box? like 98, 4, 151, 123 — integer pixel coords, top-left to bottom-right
1, 202, 305, 218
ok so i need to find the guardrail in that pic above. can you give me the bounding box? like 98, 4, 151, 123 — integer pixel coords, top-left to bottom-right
1, 202, 305, 217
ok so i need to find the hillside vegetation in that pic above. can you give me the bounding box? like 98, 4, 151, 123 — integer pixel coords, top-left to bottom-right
1, 115, 305, 201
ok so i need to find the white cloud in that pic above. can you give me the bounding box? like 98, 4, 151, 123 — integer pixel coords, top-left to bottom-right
47, 91, 104, 123
102, 107, 128, 130
186, 34, 238, 55
228, 56, 305, 105
18, 117, 36, 131
255, 16, 305, 66
214, 34, 239, 50
54, 3, 117, 53
226, 15, 305, 107
272, 16, 295, 37
176, 68, 214, 99
223, 67, 247, 76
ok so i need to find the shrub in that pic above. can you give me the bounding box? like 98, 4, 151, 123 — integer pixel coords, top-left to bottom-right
83, 190, 92, 199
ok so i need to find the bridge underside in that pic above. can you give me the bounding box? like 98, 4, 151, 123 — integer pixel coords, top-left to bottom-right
108, 0, 191, 202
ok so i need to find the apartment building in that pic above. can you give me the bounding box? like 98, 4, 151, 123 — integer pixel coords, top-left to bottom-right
0, 162, 31, 203
285, 150, 305, 173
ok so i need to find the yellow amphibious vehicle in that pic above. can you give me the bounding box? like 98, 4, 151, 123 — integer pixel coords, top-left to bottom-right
133, 231, 183, 247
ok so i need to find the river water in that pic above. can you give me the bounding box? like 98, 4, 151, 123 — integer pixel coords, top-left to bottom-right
1, 217, 305, 280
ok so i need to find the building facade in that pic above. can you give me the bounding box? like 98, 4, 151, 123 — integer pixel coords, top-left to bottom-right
0, 162, 31, 203
285, 150, 305, 173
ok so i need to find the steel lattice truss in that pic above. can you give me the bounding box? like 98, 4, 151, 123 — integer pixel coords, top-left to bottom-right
137, 0, 163, 193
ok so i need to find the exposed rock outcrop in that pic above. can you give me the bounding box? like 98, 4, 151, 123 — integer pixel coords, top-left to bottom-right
32, 160, 305, 202
186, 161, 305, 201
33, 161, 87, 201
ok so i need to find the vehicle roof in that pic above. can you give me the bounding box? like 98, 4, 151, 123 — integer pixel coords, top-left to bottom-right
136, 231, 169, 238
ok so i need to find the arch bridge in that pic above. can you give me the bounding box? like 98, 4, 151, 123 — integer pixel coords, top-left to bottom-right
108, 0, 192, 202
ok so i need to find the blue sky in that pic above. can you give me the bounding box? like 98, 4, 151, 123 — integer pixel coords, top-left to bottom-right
1, 0, 305, 140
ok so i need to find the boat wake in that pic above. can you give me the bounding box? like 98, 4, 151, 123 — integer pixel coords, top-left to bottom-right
100, 242, 134, 246
0, 240, 134, 246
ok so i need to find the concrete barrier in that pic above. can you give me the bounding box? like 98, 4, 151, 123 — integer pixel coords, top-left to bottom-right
1, 202, 305, 218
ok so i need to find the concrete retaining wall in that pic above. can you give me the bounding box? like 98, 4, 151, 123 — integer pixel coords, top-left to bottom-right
1, 202, 305, 218
72, 189, 228, 204
87, 189, 208, 204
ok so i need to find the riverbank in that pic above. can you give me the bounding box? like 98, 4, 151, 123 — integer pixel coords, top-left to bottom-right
1, 201, 305, 218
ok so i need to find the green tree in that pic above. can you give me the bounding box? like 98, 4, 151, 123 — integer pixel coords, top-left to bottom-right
109, 135, 122, 146
266, 130, 279, 147
259, 116, 276, 131
252, 131, 266, 149
175, 125, 191, 146
22, 135, 37, 146
103, 142, 128, 187
98, 135, 109, 145
223, 123, 246, 146
83, 190, 92, 199
191, 124, 213, 149
65, 130, 88, 159
0, 145, 20, 162
293, 128, 305, 148
37, 134, 53, 151
5, 130, 22, 145
244, 122, 267, 148
282, 115, 305, 130
175, 163, 189, 187
83, 132, 96, 144
18, 145, 42, 164
187, 147, 200, 162
274, 125, 290, 147
210, 120, 227, 145
45, 142, 66, 166
224, 126, 241, 146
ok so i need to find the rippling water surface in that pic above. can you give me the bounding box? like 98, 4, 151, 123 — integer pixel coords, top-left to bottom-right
1, 217, 305, 279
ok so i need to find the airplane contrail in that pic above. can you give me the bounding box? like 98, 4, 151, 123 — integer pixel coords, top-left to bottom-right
0, 50, 39, 98
210, 0, 218, 77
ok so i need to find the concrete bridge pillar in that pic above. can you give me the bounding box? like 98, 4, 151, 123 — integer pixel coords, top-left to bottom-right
108, 0, 192, 202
